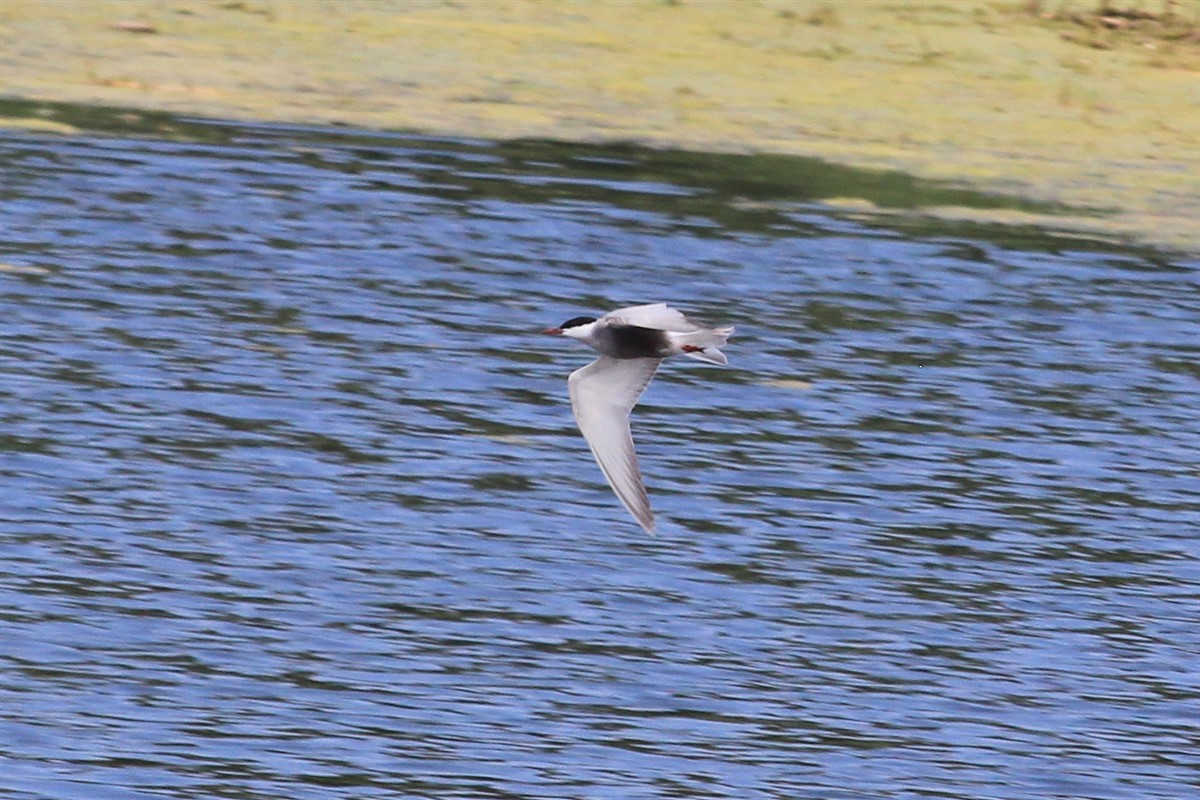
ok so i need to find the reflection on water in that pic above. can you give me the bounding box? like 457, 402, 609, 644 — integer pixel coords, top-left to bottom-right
1, 113, 1197, 800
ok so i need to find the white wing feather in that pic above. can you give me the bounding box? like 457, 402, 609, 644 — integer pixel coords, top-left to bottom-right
568, 356, 660, 533
604, 303, 701, 332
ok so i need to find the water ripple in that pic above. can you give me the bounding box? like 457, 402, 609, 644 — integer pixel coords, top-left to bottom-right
2, 122, 1198, 799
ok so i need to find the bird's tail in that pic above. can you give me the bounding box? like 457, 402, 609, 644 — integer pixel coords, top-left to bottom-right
672, 326, 734, 365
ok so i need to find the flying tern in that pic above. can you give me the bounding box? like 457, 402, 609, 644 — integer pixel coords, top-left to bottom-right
543, 303, 734, 534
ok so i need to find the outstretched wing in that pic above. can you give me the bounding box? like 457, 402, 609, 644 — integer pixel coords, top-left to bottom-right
567, 356, 661, 533
604, 303, 701, 332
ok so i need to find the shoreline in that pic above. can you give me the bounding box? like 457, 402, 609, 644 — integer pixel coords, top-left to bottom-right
1, 0, 1197, 251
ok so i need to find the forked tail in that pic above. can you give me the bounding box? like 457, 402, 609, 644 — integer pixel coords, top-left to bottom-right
673, 326, 735, 365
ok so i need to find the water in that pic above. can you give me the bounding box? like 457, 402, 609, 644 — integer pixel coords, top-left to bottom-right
2, 113, 1198, 800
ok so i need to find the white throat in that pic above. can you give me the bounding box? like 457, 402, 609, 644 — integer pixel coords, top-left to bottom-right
562, 321, 600, 341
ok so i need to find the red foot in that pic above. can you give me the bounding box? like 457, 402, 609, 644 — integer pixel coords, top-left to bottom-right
682, 345, 704, 353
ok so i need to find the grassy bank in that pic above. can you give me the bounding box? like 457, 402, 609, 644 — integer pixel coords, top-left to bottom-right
1, 0, 1197, 250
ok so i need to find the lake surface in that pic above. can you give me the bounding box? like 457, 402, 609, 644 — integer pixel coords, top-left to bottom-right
2, 115, 1198, 800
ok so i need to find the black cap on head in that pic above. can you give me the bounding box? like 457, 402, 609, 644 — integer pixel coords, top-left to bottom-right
560, 316, 597, 329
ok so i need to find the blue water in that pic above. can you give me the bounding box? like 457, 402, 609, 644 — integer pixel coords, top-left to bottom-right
2, 120, 1198, 800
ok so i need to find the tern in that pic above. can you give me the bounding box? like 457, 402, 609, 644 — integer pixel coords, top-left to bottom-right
543, 303, 734, 534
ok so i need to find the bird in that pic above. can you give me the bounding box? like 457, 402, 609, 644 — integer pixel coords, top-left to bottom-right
543, 303, 734, 534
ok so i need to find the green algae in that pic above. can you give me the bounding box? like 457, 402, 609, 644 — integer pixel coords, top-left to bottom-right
2, 96, 1159, 258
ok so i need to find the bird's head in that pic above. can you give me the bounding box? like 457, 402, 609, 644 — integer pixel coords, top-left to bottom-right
542, 316, 598, 339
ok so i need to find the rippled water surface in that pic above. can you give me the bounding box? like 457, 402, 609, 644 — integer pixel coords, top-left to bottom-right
2, 117, 1198, 800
